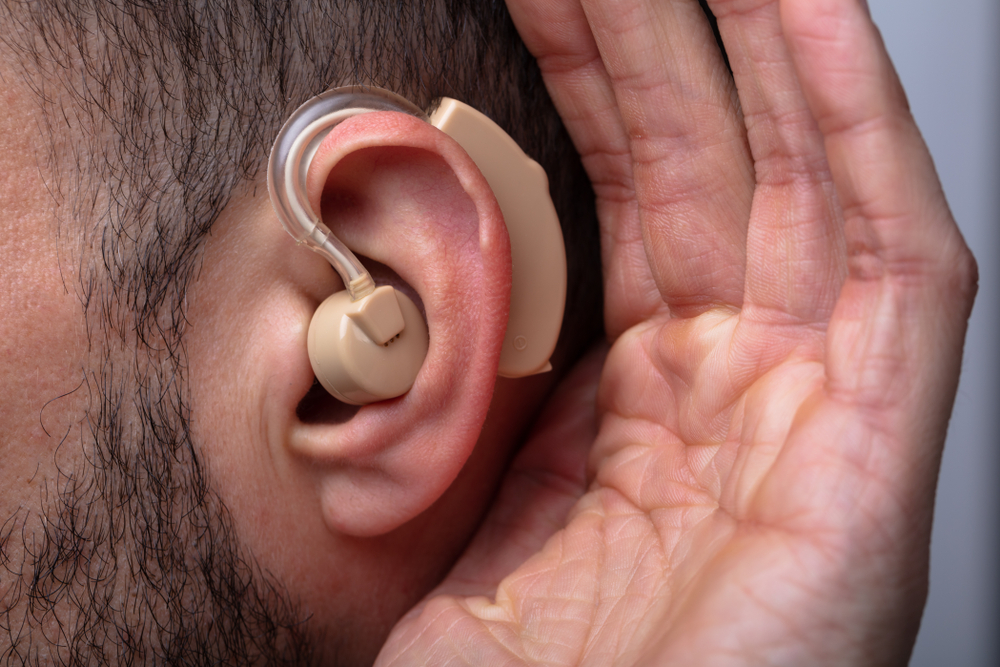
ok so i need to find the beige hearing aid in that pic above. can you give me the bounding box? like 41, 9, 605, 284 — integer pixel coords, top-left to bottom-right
268, 86, 566, 405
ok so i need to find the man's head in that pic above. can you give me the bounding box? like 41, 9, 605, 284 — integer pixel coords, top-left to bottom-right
0, 0, 600, 663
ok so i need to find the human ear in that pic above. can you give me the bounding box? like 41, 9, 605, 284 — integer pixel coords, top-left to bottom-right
279, 109, 513, 537
270, 91, 565, 405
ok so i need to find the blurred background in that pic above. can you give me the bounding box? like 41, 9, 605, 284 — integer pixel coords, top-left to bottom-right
868, 1, 999, 665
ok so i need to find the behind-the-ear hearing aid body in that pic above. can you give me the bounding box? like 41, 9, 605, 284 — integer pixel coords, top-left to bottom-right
268, 87, 566, 405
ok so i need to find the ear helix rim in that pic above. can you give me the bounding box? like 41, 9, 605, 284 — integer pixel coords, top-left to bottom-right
267, 86, 427, 300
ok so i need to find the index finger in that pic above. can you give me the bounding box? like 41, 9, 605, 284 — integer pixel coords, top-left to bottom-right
507, 0, 756, 333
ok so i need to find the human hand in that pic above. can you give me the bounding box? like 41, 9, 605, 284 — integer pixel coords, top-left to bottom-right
377, 0, 977, 664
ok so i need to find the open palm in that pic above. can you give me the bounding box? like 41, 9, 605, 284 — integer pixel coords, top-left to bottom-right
378, 0, 977, 664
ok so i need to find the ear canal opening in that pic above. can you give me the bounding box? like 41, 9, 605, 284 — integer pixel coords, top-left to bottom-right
296, 379, 362, 425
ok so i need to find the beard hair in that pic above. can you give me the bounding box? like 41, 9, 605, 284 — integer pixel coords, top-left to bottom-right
0, 341, 318, 665
0, 2, 321, 661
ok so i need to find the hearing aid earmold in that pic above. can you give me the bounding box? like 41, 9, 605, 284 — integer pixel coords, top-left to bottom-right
268, 86, 566, 405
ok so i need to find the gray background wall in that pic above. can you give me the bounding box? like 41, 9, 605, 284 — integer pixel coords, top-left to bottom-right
867, 1, 999, 665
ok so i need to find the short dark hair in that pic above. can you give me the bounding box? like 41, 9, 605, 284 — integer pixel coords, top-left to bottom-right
4, 0, 601, 363
0, 1, 601, 663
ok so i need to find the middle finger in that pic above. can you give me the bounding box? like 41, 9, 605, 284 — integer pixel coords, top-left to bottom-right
581, 0, 756, 320
708, 0, 848, 324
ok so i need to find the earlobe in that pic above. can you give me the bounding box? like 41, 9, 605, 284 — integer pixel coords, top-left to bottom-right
285, 111, 512, 537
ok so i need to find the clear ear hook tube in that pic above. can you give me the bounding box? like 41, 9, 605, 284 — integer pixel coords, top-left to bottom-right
267, 87, 427, 301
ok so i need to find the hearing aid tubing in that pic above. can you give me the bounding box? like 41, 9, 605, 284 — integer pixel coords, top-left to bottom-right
269, 89, 428, 300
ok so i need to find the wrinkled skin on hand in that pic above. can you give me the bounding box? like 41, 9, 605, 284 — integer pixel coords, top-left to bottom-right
377, 0, 978, 665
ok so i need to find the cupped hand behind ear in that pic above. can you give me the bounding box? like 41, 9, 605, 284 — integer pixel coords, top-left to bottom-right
377, 0, 978, 664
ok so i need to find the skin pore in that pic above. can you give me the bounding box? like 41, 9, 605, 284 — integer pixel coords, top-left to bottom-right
0, 0, 601, 663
